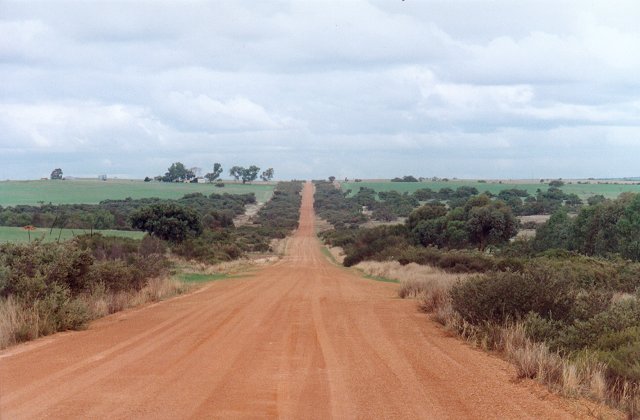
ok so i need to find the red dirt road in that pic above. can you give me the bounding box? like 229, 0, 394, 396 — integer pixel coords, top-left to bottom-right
1, 182, 583, 419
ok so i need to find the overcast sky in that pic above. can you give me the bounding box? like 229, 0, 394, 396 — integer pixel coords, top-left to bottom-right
1, 1, 640, 180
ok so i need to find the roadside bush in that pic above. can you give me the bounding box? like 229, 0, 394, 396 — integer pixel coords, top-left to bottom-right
87, 260, 144, 292
75, 234, 139, 260
437, 251, 496, 273
0, 237, 172, 348
342, 225, 409, 267
450, 269, 574, 324
130, 203, 203, 242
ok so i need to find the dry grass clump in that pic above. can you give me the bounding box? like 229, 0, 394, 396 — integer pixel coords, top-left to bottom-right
170, 255, 278, 276
0, 297, 38, 349
82, 276, 190, 318
356, 261, 465, 302
0, 276, 191, 350
357, 261, 465, 325
327, 247, 345, 264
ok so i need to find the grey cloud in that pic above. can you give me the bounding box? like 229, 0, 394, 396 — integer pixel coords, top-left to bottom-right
1, 0, 640, 180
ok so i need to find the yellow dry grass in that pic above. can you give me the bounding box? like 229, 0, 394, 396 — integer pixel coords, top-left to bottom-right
0, 276, 191, 350
356, 261, 465, 288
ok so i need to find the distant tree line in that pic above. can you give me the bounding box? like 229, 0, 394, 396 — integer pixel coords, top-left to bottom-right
534, 192, 640, 260
0, 193, 255, 232
149, 162, 274, 184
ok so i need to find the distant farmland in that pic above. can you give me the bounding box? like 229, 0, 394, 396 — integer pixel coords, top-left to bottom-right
342, 179, 640, 200
0, 179, 275, 206
0, 226, 144, 244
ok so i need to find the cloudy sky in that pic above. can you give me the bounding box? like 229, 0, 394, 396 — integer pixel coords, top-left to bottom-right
1, 1, 640, 180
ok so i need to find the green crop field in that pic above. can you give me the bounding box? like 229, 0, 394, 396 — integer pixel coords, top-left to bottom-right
0, 226, 144, 244
0, 179, 275, 207
342, 180, 640, 200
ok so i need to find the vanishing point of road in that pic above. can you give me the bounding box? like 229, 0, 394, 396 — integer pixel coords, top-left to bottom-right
1, 182, 583, 419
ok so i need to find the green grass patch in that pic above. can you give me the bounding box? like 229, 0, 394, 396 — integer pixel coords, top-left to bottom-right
362, 273, 400, 283
177, 273, 229, 283
0, 179, 275, 206
0, 226, 144, 244
176, 272, 248, 283
320, 246, 339, 265
343, 180, 640, 200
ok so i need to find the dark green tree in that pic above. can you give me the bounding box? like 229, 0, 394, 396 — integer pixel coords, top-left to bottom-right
241, 165, 260, 184
411, 217, 447, 247
205, 163, 223, 183
130, 203, 202, 242
260, 168, 274, 182
534, 209, 572, 251
162, 162, 194, 182
50, 168, 63, 180
617, 194, 640, 260
466, 201, 518, 250
569, 200, 624, 256
587, 195, 606, 206
229, 166, 243, 181
406, 202, 448, 230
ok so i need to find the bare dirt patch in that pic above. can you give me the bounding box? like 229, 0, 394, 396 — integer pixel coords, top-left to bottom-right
233, 202, 264, 227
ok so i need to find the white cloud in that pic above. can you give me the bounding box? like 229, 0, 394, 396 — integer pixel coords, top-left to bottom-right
160, 91, 298, 132
0, 102, 169, 152
1, 0, 640, 179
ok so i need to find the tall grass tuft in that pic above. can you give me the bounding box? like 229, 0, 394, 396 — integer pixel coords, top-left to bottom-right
1, 276, 191, 350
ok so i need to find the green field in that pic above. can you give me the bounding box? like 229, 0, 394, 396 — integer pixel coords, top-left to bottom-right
342, 180, 640, 200
0, 226, 144, 244
0, 179, 275, 207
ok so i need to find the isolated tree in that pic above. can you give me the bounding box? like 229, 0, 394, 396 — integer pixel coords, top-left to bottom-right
241, 165, 260, 184
130, 203, 202, 242
229, 166, 243, 181
328, 176, 336, 182
162, 162, 194, 182
205, 163, 223, 183
50, 168, 63, 180
260, 168, 274, 182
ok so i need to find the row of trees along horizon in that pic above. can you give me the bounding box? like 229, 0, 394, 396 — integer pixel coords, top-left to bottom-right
48, 163, 274, 184
2, 162, 276, 234
148, 162, 274, 184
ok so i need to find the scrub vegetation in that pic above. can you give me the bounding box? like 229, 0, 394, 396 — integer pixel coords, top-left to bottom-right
315, 178, 640, 415
0, 181, 303, 349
